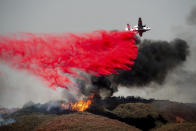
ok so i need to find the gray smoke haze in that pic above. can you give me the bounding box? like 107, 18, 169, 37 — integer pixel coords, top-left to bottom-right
0, 113, 15, 126
0, 63, 82, 108
114, 69, 196, 103
187, 6, 196, 25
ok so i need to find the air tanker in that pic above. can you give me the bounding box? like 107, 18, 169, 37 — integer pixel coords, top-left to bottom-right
125, 17, 151, 37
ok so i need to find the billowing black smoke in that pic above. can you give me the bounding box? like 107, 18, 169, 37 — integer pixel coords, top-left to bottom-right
78, 75, 116, 97
84, 38, 189, 97
112, 38, 189, 86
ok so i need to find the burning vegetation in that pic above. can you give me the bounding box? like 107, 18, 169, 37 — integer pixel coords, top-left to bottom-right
61, 94, 94, 112
176, 116, 185, 123
70, 95, 94, 112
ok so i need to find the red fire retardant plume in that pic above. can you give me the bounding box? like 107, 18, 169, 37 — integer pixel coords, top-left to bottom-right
0, 30, 137, 89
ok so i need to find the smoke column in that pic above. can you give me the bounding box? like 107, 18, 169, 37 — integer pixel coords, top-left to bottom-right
112, 38, 189, 86
85, 38, 189, 97
0, 30, 137, 90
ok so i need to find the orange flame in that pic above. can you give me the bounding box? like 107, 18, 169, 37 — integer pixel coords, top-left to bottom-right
176, 116, 184, 123
61, 103, 70, 110
70, 94, 94, 112
70, 99, 92, 112
61, 94, 94, 112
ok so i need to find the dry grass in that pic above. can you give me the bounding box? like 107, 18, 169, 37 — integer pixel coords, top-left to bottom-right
112, 103, 159, 118
0, 113, 56, 131
34, 112, 141, 131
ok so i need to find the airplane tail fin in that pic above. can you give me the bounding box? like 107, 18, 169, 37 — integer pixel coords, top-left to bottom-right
126, 24, 131, 31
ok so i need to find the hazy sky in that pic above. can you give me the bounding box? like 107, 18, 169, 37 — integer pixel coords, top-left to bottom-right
0, 0, 195, 40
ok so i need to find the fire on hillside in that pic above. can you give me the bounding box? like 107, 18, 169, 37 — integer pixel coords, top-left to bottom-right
61, 94, 94, 112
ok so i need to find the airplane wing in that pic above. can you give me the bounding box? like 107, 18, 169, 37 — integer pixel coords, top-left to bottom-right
138, 17, 143, 27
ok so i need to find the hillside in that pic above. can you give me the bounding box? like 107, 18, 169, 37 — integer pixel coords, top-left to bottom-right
0, 113, 56, 131
1, 97, 196, 131
151, 100, 196, 122
34, 112, 141, 131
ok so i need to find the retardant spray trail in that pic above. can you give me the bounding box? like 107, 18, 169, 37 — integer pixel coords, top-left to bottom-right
0, 30, 137, 89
